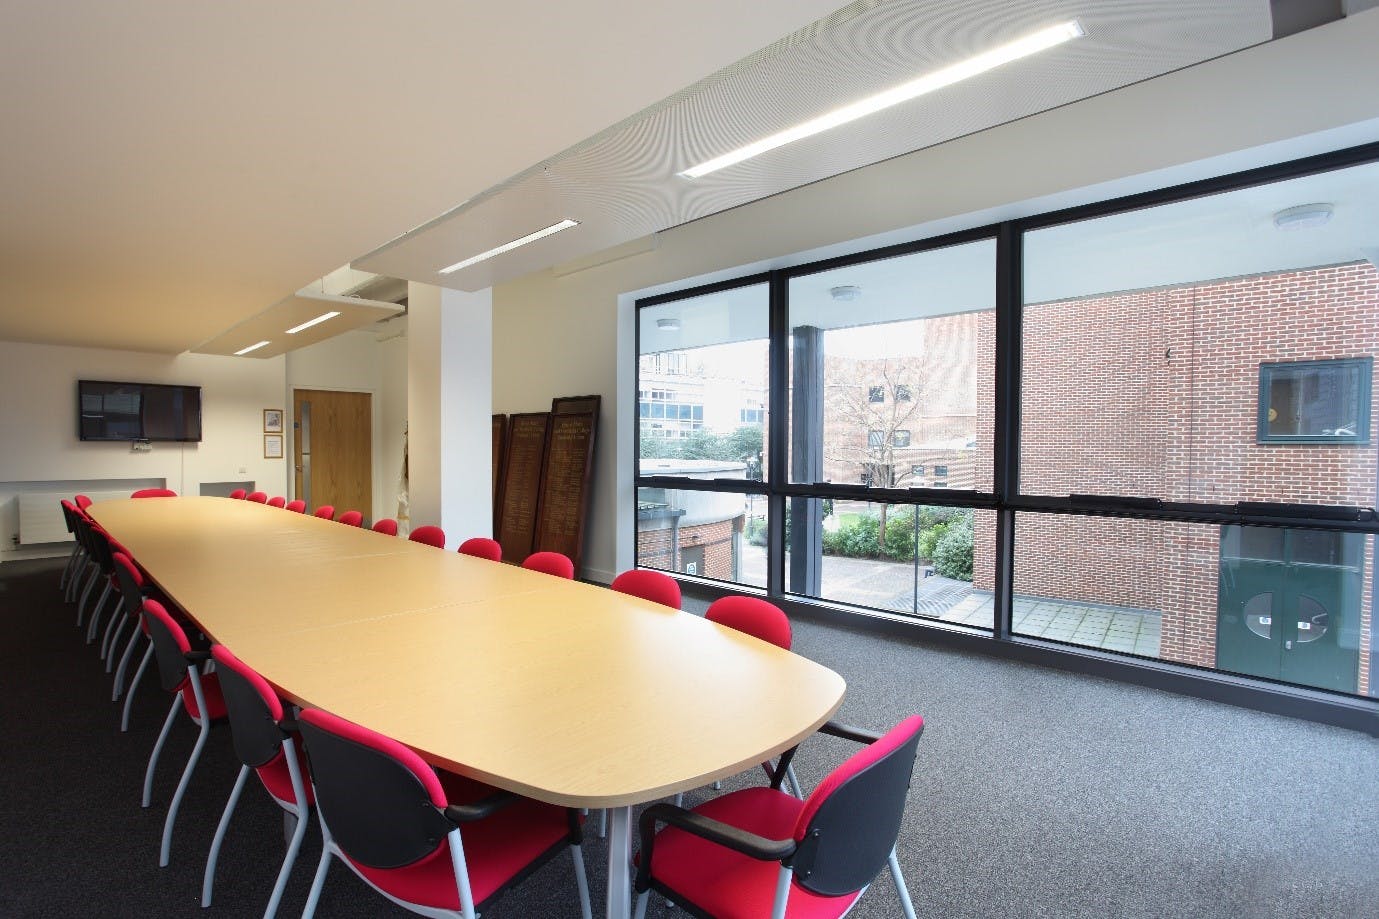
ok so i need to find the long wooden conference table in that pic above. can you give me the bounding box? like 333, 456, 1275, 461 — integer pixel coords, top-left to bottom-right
89, 497, 846, 919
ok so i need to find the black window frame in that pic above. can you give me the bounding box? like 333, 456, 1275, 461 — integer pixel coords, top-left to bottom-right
632, 139, 1379, 733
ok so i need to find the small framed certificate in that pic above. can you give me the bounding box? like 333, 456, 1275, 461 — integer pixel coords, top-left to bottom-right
263, 434, 284, 459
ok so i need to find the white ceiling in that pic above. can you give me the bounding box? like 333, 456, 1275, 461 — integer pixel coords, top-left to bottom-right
0, 0, 841, 355
357, 0, 1274, 291
1, 1, 1356, 360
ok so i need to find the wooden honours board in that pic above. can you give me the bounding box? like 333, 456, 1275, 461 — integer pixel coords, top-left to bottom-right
492, 414, 507, 533
533, 409, 597, 573
496, 412, 549, 563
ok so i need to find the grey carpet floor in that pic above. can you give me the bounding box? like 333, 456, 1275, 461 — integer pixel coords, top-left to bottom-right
2, 557, 1375, 918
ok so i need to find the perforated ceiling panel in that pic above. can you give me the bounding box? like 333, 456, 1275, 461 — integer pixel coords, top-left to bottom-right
355, 0, 1273, 290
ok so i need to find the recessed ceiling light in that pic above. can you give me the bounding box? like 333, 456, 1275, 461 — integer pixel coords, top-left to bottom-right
438, 219, 580, 274
1273, 203, 1334, 231
656, 317, 681, 331
679, 20, 1084, 179
234, 340, 271, 356
285, 311, 342, 334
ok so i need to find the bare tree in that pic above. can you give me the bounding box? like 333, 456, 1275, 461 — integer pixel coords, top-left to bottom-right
823, 356, 926, 543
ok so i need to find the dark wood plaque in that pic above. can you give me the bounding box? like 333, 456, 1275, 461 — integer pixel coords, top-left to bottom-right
491, 414, 506, 534
496, 412, 549, 564
551, 394, 601, 416
533, 409, 597, 574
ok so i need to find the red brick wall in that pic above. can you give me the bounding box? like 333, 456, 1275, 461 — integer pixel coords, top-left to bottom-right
637, 517, 741, 581
975, 261, 1377, 692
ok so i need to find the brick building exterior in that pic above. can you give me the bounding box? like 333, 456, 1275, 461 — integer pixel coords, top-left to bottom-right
975, 261, 1378, 694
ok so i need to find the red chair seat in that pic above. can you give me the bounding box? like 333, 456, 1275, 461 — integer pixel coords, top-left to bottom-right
178, 673, 228, 722
256, 746, 315, 807
644, 787, 862, 919
349, 772, 573, 910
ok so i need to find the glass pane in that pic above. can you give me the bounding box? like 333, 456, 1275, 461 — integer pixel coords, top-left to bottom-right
639, 283, 768, 482
1021, 159, 1379, 507
1010, 513, 1374, 697
784, 498, 993, 628
786, 238, 995, 491
636, 486, 764, 589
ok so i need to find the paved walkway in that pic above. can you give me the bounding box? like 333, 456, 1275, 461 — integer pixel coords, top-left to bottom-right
739, 546, 1161, 656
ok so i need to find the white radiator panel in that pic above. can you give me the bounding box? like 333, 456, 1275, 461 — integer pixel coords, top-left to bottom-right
17, 491, 127, 544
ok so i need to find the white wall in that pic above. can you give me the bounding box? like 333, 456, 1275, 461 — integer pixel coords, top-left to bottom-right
491, 12, 1379, 582
408, 283, 493, 545
0, 339, 286, 561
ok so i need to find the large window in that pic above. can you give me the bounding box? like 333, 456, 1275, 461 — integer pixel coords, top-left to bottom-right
634, 145, 1379, 714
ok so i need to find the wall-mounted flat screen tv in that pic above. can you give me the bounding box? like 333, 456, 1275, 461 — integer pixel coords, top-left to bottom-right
78, 380, 203, 442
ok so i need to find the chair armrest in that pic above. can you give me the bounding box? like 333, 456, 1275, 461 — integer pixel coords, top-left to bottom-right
277, 717, 299, 734
816, 720, 882, 745
635, 802, 796, 893
444, 790, 518, 823
184, 650, 212, 664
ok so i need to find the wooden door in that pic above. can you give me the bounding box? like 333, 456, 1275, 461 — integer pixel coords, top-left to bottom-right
293, 389, 372, 521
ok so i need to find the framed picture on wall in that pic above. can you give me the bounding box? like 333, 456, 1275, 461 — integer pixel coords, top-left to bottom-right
263, 434, 284, 459
263, 409, 284, 433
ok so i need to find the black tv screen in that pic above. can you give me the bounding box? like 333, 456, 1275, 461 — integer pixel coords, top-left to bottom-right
78, 380, 202, 442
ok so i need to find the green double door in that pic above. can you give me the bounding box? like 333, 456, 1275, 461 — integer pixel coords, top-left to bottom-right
1217, 526, 1364, 694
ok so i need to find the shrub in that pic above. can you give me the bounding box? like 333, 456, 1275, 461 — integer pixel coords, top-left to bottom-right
932, 511, 974, 581
881, 507, 917, 561
916, 521, 948, 561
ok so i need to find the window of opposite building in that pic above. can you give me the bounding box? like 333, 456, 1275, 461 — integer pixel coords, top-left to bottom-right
1257, 358, 1371, 444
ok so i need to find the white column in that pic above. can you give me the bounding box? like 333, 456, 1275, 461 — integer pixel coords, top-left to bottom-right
408, 282, 493, 545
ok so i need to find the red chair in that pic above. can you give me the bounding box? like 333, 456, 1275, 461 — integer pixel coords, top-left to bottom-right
610, 569, 681, 609
633, 716, 925, 919
457, 537, 502, 562
75, 494, 93, 510
228, 489, 248, 500
297, 708, 593, 919
336, 510, 363, 528
706, 595, 792, 650
521, 551, 574, 579
285, 499, 307, 513
202, 645, 312, 916
59, 500, 89, 602
100, 551, 146, 665
132, 488, 178, 498
313, 505, 336, 520
141, 599, 227, 867
704, 596, 798, 797
372, 518, 399, 536
247, 492, 269, 504
408, 524, 446, 549
267, 495, 287, 508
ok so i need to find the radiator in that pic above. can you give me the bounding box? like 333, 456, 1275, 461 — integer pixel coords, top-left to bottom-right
17, 491, 128, 545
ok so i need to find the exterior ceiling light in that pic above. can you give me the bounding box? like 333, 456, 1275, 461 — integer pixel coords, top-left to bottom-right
679, 20, 1084, 179
656, 317, 681, 331
1273, 203, 1334, 230
438, 219, 580, 274
829, 285, 862, 302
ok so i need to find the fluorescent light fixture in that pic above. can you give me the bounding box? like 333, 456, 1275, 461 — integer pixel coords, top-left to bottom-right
680, 19, 1084, 179
285, 311, 342, 334
234, 340, 271, 356
439, 219, 580, 274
